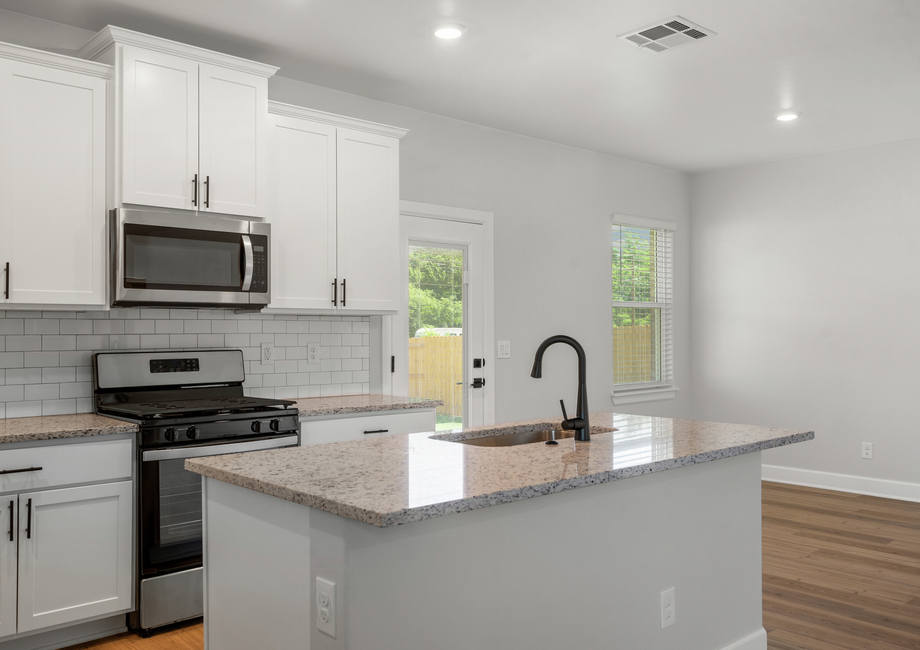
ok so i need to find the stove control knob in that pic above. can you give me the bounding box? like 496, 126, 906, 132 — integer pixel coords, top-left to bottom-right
251, 421, 262, 433
186, 426, 200, 440
270, 419, 281, 432
164, 428, 178, 442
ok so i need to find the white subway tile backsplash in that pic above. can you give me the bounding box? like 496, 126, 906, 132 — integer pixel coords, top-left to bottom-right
6, 368, 41, 385
41, 367, 75, 384
0, 353, 24, 369
42, 335, 77, 351
0, 320, 24, 335
169, 334, 198, 348
61, 319, 94, 335
25, 383, 58, 401
125, 320, 155, 335
42, 398, 76, 416
156, 320, 183, 334
0, 311, 371, 418
25, 319, 59, 335
7, 336, 42, 352
197, 334, 225, 348
7, 401, 41, 418
0, 385, 24, 401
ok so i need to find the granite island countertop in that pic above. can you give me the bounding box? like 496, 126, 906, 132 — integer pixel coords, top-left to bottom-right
186, 412, 814, 527
0, 413, 137, 445
293, 393, 442, 417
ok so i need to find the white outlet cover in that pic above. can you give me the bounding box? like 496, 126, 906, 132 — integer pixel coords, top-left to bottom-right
316, 577, 336, 637
660, 587, 675, 628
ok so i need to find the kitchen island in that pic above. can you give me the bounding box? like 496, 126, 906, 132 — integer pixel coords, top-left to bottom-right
187, 413, 812, 650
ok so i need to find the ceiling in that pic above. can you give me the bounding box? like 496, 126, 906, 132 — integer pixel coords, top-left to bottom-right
2, 0, 919, 173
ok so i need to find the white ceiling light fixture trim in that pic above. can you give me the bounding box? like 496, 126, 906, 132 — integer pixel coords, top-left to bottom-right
776, 111, 801, 122
434, 23, 467, 39
618, 16, 715, 53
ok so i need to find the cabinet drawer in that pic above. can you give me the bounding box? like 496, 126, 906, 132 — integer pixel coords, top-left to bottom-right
0, 438, 132, 494
302, 409, 436, 446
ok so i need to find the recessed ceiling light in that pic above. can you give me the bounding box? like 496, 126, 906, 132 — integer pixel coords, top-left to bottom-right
434, 23, 467, 39
776, 111, 800, 122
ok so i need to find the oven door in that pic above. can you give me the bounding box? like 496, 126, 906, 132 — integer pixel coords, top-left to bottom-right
112, 208, 270, 308
139, 434, 297, 578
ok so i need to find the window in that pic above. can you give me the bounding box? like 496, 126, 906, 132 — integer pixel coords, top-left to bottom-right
611, 214, 676, 404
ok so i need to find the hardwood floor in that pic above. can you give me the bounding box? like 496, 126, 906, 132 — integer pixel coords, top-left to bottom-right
62, 482, 919, 650
62, 620, 202, 650
763, 481, 920, 650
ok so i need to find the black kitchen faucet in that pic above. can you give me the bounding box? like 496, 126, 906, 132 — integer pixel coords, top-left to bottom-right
530, 335, 590, 442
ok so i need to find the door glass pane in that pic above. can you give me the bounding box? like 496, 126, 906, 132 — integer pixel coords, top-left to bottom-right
408, 245, 464, 431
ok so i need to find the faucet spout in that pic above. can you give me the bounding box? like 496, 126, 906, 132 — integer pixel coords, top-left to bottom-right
530, 335, 590, 441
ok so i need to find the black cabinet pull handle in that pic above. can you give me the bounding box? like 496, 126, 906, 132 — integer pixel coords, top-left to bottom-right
192, 173, 198, 207
204, 175, 210, 208
7, 500, 13, 542
4, 262, 8, 300
363, 429, 388, 434
342, 278, 346, 307
0, 466, 42, 475
332, 278, 338, 306
26, 498, 32, 539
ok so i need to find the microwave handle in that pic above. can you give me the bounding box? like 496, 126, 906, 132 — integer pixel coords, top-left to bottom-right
241, 235, 254, 291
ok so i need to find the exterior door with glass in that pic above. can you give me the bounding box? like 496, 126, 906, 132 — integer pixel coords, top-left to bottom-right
398, 215, 489, 430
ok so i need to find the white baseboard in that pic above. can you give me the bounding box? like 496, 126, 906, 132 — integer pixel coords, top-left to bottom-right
719, 628, 766, 650
762, 464, 920, 503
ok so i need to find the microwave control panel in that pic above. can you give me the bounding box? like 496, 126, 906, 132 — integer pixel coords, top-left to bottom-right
250, 238, 268, 293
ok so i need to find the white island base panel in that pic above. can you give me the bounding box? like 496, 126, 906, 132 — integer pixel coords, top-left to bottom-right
202, 451, 767, 650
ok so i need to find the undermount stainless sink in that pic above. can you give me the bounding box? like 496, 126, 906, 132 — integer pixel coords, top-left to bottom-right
444, 425, 616, 447
455, 429, 572, 447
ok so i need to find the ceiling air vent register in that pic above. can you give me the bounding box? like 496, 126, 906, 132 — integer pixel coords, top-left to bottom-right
618, 16, 715, 53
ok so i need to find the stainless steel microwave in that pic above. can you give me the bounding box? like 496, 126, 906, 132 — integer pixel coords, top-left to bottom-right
111, 208, 270, 309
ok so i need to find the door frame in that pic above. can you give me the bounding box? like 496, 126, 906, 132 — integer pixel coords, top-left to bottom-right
379, 200, 495, 426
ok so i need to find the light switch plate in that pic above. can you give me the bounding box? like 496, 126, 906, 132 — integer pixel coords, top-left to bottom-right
497, 340, 511, 359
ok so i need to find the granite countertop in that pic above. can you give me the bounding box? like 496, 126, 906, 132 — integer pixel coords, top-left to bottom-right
293, 393, 442, 417
0, 413, 137, 445
186, 412, 814, 528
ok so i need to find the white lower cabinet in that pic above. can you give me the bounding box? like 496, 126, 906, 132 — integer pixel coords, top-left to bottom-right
301, 409, 437, 446
0, 439, 133, 643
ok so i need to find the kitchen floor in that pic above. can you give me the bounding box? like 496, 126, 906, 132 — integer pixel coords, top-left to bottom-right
61, 483, 920, 650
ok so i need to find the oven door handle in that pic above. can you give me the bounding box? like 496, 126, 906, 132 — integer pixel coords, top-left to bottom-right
241, 235, 254, 292
142, 435, 298, 462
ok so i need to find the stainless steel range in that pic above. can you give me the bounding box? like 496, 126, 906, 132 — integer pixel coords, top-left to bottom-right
93, 349, 300, 637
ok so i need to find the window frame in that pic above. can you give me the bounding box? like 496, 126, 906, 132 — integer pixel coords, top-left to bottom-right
610, 213, 678, 405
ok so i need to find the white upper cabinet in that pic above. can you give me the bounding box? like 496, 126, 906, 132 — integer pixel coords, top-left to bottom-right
80, 26, 276, 218
268, 103, 406, 312
0, 42, 109, 309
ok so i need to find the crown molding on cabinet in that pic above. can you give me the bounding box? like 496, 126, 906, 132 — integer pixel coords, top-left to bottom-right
268, 101, 408, 140
0, 40, 113, 79
78, 25, 278, 78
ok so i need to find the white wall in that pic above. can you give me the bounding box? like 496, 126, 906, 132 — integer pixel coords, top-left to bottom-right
0, 7, 692, 426
269, 76, 691, 424
690, 136, 920, 498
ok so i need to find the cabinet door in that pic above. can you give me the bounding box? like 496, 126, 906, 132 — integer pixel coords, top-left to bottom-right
0, 499, 16, 640
121, 47, 199, 210
17, 481, 133, 633
199, 64, 267, 218
336, 128, 400, 311
267, 114, 337, 309
0, 59, 106, 306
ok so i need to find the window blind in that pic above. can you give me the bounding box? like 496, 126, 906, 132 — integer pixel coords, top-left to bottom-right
612, 222, 673, 388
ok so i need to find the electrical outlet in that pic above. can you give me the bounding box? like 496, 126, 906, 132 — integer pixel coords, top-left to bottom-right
660, 587, 675, 629
316, 577, 336, 637
308, 343, 318, 362
260, 342, 274, 363
862, 442, 873, 459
